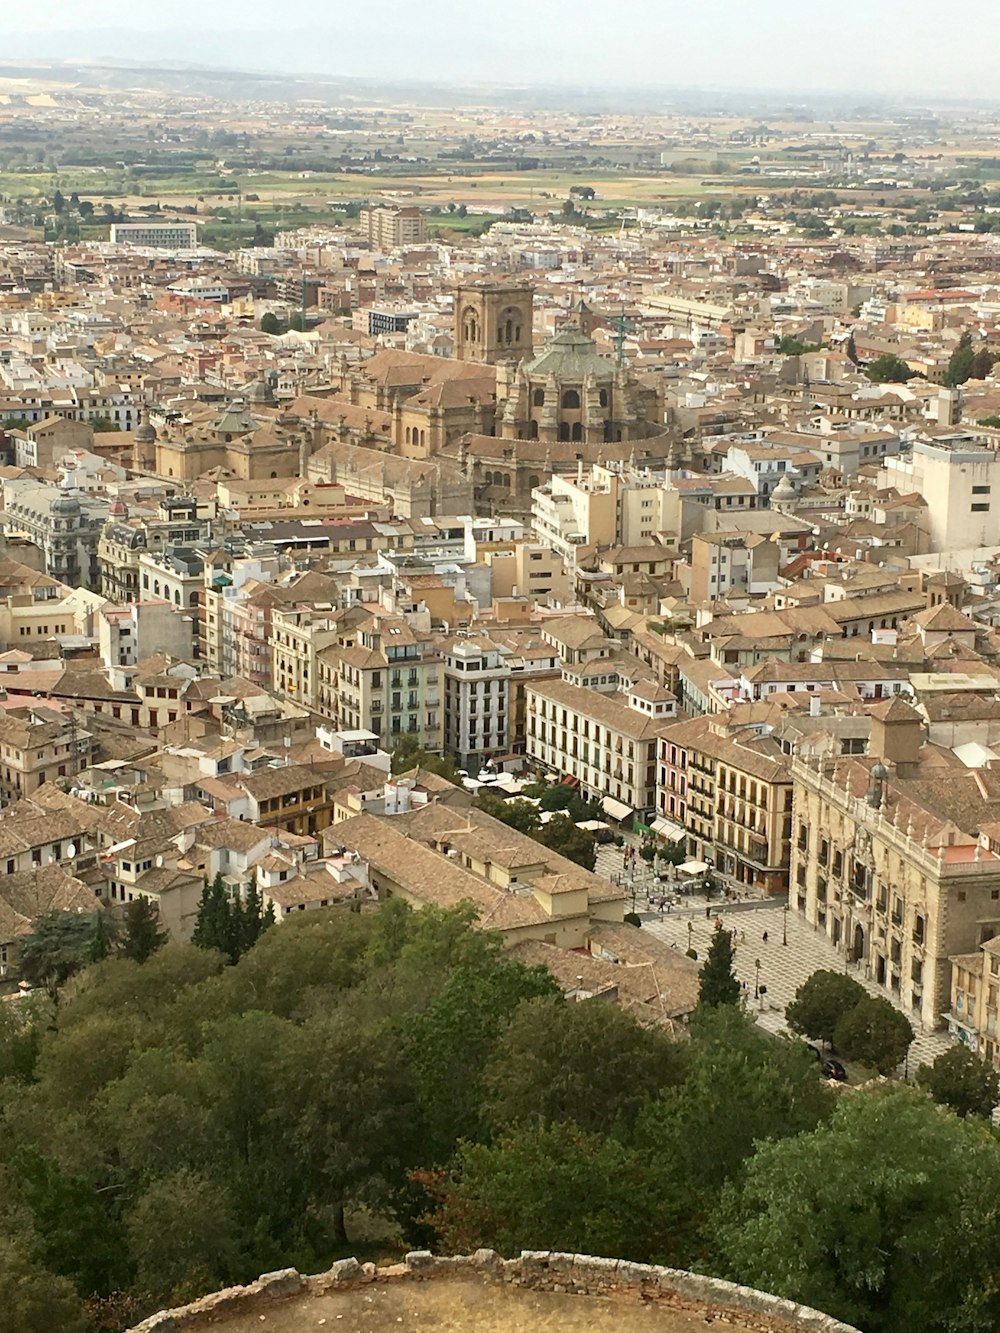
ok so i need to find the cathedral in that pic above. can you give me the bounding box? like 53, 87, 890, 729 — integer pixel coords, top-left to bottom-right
456, 279, 662, 445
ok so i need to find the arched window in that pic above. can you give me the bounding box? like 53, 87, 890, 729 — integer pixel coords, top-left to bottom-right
419, 430, 425, 447
502, 473, 511, 488
558, 422, 570, 441
271, 471, 278, 478
528, 420, 539, 439
174, 589, 181, 605
599, 388, 609, 408
505, 319, 513, 343
562, 389, 581, 410
529, 474, 540, 489
571, 422, 582, 442
533, 387, 545, 407
603, 420, 612, 442
616, 430, 623, 442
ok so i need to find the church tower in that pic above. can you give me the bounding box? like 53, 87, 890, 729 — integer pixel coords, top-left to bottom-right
454, 280, 534, 364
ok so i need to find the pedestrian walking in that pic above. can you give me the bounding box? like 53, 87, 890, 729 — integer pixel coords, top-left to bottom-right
706, 904, 711, 919
740, 929, 746, 944
762, 930, 769, 944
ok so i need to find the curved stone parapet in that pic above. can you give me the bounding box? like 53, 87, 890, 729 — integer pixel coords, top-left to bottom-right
127, 1249, 861, 1333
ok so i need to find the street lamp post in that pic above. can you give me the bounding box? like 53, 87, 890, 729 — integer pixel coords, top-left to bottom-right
754, 957, 761, 1000
687, 920, 693, 952
782, 903, 788, 946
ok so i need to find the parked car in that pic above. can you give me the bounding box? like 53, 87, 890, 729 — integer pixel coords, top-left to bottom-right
822, 1058, 848, 1082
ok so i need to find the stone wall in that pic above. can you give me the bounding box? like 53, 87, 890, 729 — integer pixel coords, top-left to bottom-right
128, 1249, 861, 1333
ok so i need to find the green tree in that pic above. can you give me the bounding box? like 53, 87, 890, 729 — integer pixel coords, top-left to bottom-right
917, 1044, 1000, 1118
19, 912, 102, 997
969, 346, 996, 381
88, 909, 116, 964
0, 1235, 86, 1333
833, 994, 913, 1074
785, 969, 867, 1046
536, 813, 596, 870
845, 331, 859, 364
417, 1121, 677, 1264
390, 733, 460, 783
52, 189, 64, 214
90, 416, 121, 433
473, 791, 541, 835
191, 874, 231, 959
713, 1087, 1000, 1333
866, 353, 915, 383
260, 311, 281, 335
638, 1008, 832, 1206
121, 896, 168, 964
697, 925, 741, 1008
125, 1169, 240, 1307
944, 336, 976, 387
485, 994, 684, 1135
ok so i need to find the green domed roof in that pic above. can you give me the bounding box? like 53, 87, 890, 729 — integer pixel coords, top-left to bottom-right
523, 328, 614, 381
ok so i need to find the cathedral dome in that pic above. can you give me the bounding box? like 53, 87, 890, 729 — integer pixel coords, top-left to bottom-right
523, 327, 614, 381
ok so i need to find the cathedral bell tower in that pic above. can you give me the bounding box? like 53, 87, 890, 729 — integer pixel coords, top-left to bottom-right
454, 280, 534, 364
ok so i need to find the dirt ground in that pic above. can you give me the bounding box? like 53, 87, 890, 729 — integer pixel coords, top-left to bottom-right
195, 1277, 790, 1332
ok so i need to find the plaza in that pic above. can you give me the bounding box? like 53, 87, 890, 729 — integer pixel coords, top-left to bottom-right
596, 838, 954, 1075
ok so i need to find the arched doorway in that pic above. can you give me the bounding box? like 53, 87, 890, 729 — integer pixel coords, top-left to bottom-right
852, 923, 866, 963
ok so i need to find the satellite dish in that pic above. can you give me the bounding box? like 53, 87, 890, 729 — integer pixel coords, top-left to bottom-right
66, 843, 77, 859
155, 854, 163, 868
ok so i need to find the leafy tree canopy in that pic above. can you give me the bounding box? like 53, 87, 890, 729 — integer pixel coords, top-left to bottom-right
785, 969, 867, 1046
917, 1044, 1000, 1118
833, 994, 914, 1074
714, 1086, 1000, 1333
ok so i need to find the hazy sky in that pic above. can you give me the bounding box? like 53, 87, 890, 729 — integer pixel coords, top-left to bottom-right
3, 1, 998, 98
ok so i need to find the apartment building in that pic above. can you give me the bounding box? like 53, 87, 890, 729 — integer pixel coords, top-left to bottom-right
109, 221, 198, 249
443, 638, 512, 772
531, 462, 671, 568
0, 708, 93, 800
98, 600, 195, 669
657, 713, 792, 895
3, 480, 109, 588
946, 936, 1000, 1065
360, 205, 427, 251
271, 603, 339, 713
882, 435, 1000, 553
324, 614, 443, 754
526, 676, 674, 820
689, 531, 782, 603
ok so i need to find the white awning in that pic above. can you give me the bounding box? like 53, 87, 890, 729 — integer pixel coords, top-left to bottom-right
651, 816, 686, 842
601, 796, 634, 822
678, 859, 710, 876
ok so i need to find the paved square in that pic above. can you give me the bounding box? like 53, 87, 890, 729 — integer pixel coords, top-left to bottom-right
631, 892, 952, 1073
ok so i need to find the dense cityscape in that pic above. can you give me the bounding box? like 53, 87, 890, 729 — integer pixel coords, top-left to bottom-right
4, 13, 1000, 1332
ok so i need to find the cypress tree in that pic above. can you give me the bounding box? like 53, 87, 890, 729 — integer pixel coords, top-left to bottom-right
698, 925, 741, 1008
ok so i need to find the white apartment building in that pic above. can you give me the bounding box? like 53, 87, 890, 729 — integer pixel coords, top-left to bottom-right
525, 675, 675, 820
443, 639, 512, 772
531, 463, 671, 566
882, 435, 1000, 553
109, 222, 198, 249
